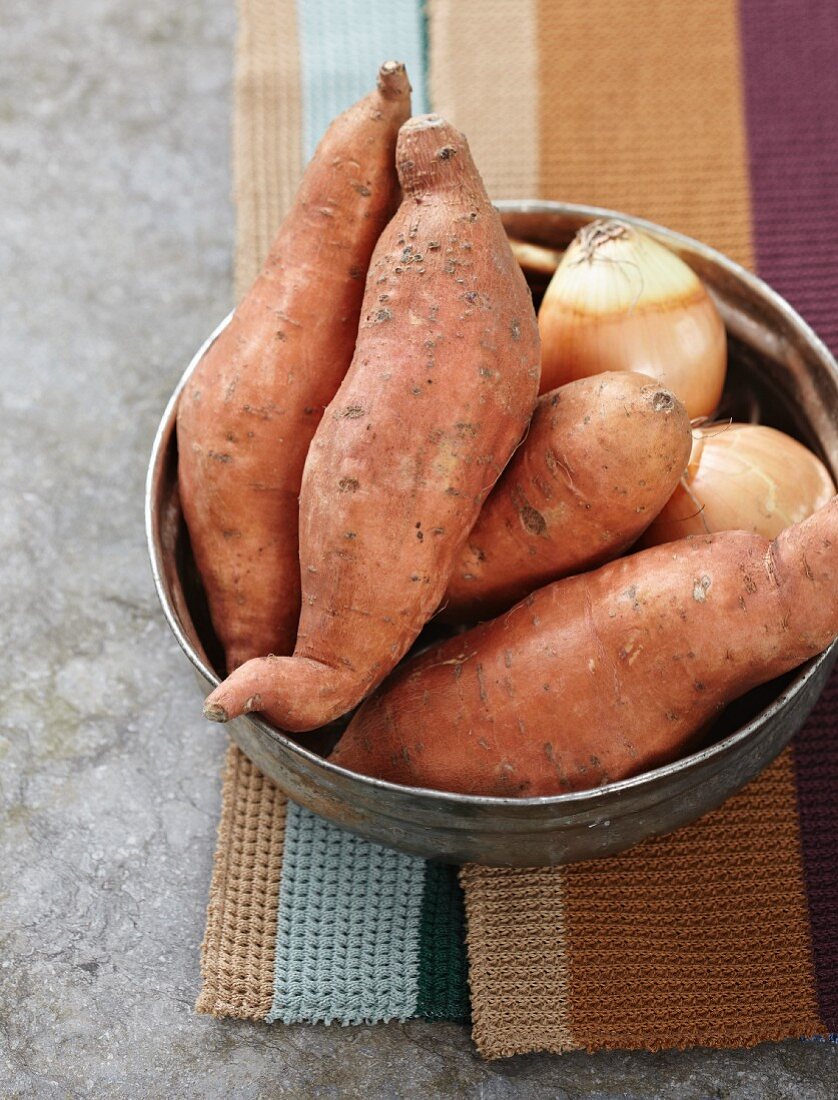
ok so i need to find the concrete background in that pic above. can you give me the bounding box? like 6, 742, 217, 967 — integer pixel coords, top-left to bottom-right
1, 1, 836, 1096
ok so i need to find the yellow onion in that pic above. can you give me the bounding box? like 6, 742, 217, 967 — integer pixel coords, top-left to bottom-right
538, 219, 726, 418
641, 423, 835, 546
508, 238, 563, 280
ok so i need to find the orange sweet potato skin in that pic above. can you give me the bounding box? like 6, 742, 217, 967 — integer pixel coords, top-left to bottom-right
177, 65, 410, 673
331, 497, 838, 796
204, 115, 541, 731
442, 372, 692, 620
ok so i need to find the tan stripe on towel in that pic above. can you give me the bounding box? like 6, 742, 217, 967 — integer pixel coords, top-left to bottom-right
199, 0, 298, 1018
564, 750, 826, 1050
460, 865, 573, 1059
233, 0, 303, 297
536, 0, 754, 267
428, 0, 539, 199
197, 744, 286, 1019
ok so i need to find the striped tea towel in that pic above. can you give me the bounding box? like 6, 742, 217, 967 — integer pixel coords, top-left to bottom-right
196, 0, 838, 1058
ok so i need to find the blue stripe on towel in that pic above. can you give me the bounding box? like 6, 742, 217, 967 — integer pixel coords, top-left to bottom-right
296, 0, 429, 161
267, 802, 427, 1025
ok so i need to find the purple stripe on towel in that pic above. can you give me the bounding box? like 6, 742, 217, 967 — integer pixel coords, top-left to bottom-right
791, 670, 838, 1032
740, 0, 838, 1032
739, 0, 838, 352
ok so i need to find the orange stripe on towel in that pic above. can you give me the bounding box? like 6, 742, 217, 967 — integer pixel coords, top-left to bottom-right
564, 751, 826, 1050
536, 0, 755, 267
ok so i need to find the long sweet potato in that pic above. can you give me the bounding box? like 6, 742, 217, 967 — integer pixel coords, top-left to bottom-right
442, 372, 692, 620
177, 63, 411, 673
331, 496, 838, 796
204, 115, 541, 731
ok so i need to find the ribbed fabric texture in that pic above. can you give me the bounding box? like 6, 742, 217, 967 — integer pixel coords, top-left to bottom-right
739, 0, 838, 351
428, 0, 539, 199
560, 750, 824, 1053
793, 673, 838, 1030
232, 0, 303, 295
534, 0, 755, 267
461, 865, 573, 1058
267, 802, 426, 1025
197, 745, 285, 1020
197, 751, 470, 1025
198, 0, 838, 1058
415, 862, 470, 1021
296, 0, 428, 162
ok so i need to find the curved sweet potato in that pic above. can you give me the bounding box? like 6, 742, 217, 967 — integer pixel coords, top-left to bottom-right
331, 497, 838, 797
204, 115, 541, 731
177, 63, 411, 673
442, 373, 692, 620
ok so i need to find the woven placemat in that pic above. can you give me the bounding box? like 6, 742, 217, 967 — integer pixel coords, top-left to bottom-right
199, 748, 469, 1025
197, 0, 838, 1058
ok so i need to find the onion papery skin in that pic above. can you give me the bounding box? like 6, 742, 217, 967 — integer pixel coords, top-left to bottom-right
640, 423, 836, 546
538, 220, 727, 419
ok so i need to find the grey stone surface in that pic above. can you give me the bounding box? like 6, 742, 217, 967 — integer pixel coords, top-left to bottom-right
0, 1, 836, 1097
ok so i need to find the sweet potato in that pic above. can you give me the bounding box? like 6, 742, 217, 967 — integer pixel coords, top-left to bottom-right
177, 63, 411, 673
442, 372, 692, 620
202, 115, 541, 732
331, 496, 838, 796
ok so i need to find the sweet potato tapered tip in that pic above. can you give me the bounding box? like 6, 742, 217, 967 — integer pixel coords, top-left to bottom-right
202, 653, 349, 731
397, 114, 460, 148
396, 116, 480, 198
377, 60, 410, 97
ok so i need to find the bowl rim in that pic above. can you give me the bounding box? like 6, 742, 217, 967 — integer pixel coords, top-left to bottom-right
146, 198, 838, 812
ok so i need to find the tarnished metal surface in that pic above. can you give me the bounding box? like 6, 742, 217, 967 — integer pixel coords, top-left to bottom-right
146, 202, 838, 867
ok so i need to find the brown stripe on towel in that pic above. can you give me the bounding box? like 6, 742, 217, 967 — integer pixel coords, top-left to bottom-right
563, 751, 825, 1051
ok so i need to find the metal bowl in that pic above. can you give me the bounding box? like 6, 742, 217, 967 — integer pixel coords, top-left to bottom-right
146, 201, 838, 867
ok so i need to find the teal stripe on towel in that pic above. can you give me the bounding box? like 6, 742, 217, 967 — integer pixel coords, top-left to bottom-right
267, 802, 426, 1025
295, 0, 429, 161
